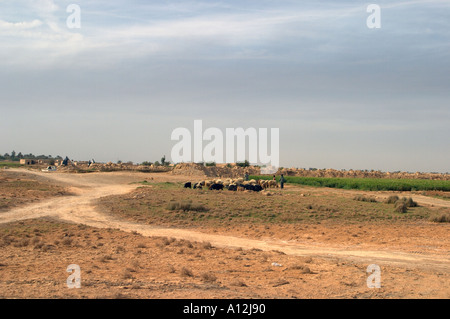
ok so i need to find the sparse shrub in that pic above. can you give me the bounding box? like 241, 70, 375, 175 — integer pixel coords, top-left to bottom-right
202, 241, 213, 250
236, 160, 250, 168
115, 245, 125, 253
62, 237, 73, 246
385, 195, 400, 204
167, 264, 176, 273
231, 279, 247, 287
354, 195, 377, 202
394, 201, 408, 213
201, 272, 217, 283
14, 239, 29, 247
41, 244, 54, 252
161, 237, 171, 246
100, 255, 113, 262
122, 270, 134, 279
2, 236, 14, 246
429, 212, 450, 223
402, 197, 418, 207
289, 264, 312, 274
181, 267, 194, 277
167, 201, 208, 212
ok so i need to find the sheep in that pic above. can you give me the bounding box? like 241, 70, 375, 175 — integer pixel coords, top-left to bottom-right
205, 180, 214, 188
241, 184, 263, 192
262, 180, 270, 189
193, 182, 202, 189
209, 183, 224, 191
254, 185, 263, 192
184, 178, 264, 192
268, 180, 278, 188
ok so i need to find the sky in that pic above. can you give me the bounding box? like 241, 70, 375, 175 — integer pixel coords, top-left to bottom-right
0, 0, 449, 172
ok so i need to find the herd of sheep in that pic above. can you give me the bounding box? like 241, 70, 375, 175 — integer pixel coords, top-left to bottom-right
184, 178, 278, 192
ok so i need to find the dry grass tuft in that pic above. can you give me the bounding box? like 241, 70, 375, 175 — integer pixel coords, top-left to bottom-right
167, 200, 208, 212
61, 237, 73, 246
394, 201, 408, 213
201, 272, 217, 283
354, 195, 377, 202
385, 195, 400, 204
289, 264, 312, 274
202, 241, 213, 250
429, 212, 450, 223
181, 267, 194, 277
230, 279, 247, 287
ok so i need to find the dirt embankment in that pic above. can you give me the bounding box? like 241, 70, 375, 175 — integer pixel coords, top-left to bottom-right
0, 171, 71, 211
0, 168, 449, 298
15, 161, 449, 180
1, 218, 449, 299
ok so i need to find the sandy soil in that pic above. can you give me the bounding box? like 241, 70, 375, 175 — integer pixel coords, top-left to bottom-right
0, 168, 448, 299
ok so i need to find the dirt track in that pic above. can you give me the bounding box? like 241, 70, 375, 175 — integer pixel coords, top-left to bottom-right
1, 168, 449, 274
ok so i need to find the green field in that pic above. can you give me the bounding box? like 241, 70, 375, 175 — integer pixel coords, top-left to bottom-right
0, 162, 23, 168
251, 175, 450, 192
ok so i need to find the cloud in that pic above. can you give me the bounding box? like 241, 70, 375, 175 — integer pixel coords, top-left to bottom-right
0, 19, 43, 30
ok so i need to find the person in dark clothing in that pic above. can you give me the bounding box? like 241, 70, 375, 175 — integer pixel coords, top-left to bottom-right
244, 172, 249, 181
62, 156, 69, 166
280, 174, 286, 189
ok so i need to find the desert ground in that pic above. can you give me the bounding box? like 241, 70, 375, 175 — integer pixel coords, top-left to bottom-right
0, 168, 448, 299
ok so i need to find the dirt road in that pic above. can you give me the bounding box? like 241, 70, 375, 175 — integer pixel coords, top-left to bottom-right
1, 169, 449, 273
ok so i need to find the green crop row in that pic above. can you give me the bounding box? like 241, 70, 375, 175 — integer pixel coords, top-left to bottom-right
250, 175, 450, 191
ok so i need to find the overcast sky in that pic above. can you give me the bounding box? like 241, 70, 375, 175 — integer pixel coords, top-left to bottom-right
1, 0, 449, 172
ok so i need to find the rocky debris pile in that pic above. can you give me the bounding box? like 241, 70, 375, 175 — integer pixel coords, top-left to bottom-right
47, 160, 449, 180
55, 162, 171, 173
276, 168, 450, 180
171, 163, 261, 178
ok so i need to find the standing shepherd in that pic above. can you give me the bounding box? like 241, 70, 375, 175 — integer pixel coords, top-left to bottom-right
244, 172, 249, 181
280, 174, 286, 189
